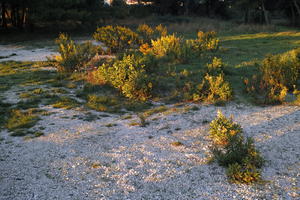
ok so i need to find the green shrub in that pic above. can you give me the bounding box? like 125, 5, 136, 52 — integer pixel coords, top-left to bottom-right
209, 110, 242, 145
226, 163, 261, 184
245, 48, 300, 104
137, 24, 154, 43
261, 49, 300, 89
187, 31, 219, 54
150, 34, 182, 59
90, 54, 153, 101
93, 25, 139, 53
206, 57, 225, 76
193, 73, 232, 103
54, 33, 97, 72
209, 111, 265, 184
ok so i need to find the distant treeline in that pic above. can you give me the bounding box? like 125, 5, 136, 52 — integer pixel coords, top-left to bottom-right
0, 0, 299, 31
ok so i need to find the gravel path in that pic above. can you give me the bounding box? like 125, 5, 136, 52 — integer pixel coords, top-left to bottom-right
0, 102, 299, 200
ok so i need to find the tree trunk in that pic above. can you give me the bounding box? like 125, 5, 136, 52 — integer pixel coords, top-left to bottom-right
1, 3, 7, 28
261, 0, 270, 24
293, 0, 300, 15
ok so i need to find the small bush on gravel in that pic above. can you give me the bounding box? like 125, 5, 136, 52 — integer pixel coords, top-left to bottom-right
209, 110, 242, 145
209, 111, 264, 184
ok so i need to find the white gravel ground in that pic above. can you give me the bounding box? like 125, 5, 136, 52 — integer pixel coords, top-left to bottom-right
0, 102, 299, 200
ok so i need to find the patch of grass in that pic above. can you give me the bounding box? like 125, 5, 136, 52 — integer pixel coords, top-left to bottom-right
170, 141, 184, 147
6, 109, 40, 136
143, 105, 168, 117
105, 123, 117, 127
52, 96, 80, 109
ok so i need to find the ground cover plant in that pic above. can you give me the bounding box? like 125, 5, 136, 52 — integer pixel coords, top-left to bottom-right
209, 111, 265, 184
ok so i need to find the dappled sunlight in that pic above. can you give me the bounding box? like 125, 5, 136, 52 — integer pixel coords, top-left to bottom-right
222, 31, 300, 42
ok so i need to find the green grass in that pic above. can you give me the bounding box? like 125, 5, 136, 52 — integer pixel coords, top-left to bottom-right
52, 96, 80, 109
6, 109, 40, 136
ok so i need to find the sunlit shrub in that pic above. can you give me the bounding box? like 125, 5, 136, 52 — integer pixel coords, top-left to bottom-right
94, 25, 139, 53
90, 54, 153, 101
54, 33, 97, 72
137, 24, 154, 43
193, 73, 232, 103
209, 110, 242, 146
155, 24, 168, 37
188, 31, 219, 53
209, 111, 265, 184
206, 57, 225, 76
245, 48, 300, 104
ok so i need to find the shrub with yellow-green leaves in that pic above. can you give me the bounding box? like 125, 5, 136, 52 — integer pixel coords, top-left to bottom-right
192, 73, 232, 103
89, 54, 153, 101
54, 33, 97, 72
209, 111, 242, 145
187, 31, 219, 54
245, 48, 300, 104
94, 25, 139, 53
209, 111, 265, 184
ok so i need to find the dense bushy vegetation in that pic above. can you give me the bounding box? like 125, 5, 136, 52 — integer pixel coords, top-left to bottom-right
53, 33, 97, 72
209, 111, 265, 184
245, 48, 300, 104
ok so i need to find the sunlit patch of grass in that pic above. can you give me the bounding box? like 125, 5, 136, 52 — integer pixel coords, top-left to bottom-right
52, 96, 80, 109
6, 109, 40, 136
143, 105, 168, 117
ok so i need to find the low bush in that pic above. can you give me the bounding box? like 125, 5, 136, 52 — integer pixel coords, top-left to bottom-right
54, 33, 97, 72
209, 111, 242, 145
245, 48, 300, 104
89, 54, 153, 101
188, 31, 219, 54
93, 25, 139, 53
209, 111, 264, 184
192, 73, 232, 103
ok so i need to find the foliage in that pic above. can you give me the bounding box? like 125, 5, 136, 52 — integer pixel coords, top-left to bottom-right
226, 163, 261, 184
209, 110, 242, 145
93, 26, 139, 53
245, 48, 300, 104
191, 73, 232, 103
188, 31, 219, 54
90, 54, 153, 101
206, 57, 225, 76
209, 111, 265, 184
137, 24, 155, 43
54, 33, 97, 72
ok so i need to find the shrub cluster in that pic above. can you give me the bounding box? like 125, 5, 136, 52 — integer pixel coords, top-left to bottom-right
93, 25, 139, 53
54, 33, 97, 73
245, 48, 300, 104
87, 54, 153, 101
209, 111, 264, 184
184, 57, 232, 104
187, 31, 219, 54
137, 24, 168, 43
